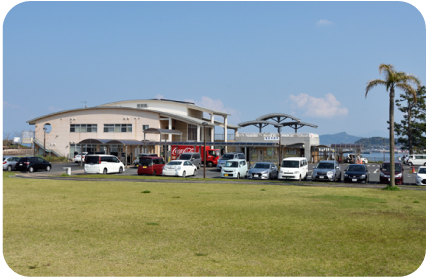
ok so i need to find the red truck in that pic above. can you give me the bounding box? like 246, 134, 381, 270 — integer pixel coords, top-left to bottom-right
171, 145, 220, 167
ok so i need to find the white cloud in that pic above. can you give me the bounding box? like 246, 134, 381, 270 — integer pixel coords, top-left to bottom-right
155, 94, 164, 99
3, 101, 20, 109
191, 96, 241, 123
288, 93, 348, 118
316, 19, 333, 26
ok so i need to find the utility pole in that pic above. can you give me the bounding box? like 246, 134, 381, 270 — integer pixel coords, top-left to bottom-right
202, 122, 208, 178
43, 126, 47, 157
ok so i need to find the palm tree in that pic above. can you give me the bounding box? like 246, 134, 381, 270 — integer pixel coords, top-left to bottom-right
365, 64, 421, 188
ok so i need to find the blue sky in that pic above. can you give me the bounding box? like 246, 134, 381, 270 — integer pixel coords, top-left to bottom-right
2, 1, 426, 138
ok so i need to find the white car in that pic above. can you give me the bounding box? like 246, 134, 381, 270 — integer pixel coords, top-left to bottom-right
74, 152, 88, 163
84, 154, 125, 174
221, 159, 248, 179
162, 160, 198, 177
415, 166, 426, 186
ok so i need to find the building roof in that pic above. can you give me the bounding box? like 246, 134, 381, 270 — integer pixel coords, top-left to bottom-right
98, 98, 230, 117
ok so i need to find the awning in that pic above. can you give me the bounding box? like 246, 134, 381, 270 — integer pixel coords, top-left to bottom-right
78, 139, 144, 146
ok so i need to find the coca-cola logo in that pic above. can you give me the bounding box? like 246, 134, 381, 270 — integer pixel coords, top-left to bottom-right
171, 147, 194, 157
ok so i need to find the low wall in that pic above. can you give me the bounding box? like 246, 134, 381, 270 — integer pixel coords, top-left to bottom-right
3, 149, 34, 156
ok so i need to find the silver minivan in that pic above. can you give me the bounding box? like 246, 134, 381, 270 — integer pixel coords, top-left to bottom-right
178, 152, 202, 169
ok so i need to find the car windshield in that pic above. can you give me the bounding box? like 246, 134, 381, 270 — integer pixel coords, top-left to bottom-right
317, 163, 334, 169
224, 161, 239, 168
167, 161, 182, 166
282, 160, 300, 168
221, 154, 234, 160
179, 154, 191, 160
139, 158, 153, 166
418, 168, 426, 174
254, 163, 270, 169
209, 150, 219, 157
347, 165, 365, 172
382, 163, 402, 172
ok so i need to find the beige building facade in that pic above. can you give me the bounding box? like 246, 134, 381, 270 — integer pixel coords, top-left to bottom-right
27, 99, 239, 160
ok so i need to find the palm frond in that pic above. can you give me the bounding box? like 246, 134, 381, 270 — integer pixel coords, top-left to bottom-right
365, 79, 387, 98
396, 83, 418, 103
378, 64, 394, 77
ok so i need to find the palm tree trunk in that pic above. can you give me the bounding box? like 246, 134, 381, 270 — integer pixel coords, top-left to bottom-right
408, 103, 413, 154
390, 87, 396, 187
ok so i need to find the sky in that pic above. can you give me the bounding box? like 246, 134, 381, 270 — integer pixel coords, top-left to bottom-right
2, 0, 426, 139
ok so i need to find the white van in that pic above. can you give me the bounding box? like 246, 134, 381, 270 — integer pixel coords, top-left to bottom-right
278, 157, 308, 181
84, 155, 125, 174
407, 155, 426, 166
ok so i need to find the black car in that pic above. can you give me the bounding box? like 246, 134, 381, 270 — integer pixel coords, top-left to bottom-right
343, 164, 369, 183
15, 157, 52, 173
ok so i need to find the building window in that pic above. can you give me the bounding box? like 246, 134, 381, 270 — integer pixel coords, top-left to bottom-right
137, 104, 148, 108
70, 124, 98, 133
104, 124, 132, 133
143, 125, 149, 130
188, 124, 197, 140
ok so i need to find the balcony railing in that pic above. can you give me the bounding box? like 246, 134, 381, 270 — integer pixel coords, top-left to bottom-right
235, 133, 319, 138
214, 134, 236, 141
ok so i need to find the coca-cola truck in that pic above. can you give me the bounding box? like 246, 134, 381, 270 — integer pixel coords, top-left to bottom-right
171, 145, 220, 167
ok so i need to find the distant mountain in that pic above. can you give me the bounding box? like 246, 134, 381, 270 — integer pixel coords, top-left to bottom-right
319, 132, 363, 145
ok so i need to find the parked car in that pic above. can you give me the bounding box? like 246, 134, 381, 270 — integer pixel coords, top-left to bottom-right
15, 157, 52, 173
379, 161, 404, 185
74, 152, 88, 163
343, 164, 369, 183
84, 154, 125, 174
312, 160, 341, 182
247, 162, 278, 179
343, 154, 368, 164
162, 160, 198, 177
3, 156, 20, 171
137, 156, 165, 176
407, 154, 426, 166
278, 157, 308, 181
133, 153, 158, 166
178, 152, 202, 169
415, 166, 426, 186
221, 159, 248, 179
217, 152, 246, 171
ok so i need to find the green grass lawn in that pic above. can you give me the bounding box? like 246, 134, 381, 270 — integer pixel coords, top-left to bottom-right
3, 173, 426, 276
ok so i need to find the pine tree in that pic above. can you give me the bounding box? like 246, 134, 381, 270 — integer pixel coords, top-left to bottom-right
395, 86, 426, 154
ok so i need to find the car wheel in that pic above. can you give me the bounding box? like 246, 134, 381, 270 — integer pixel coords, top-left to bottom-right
103, 168, 108, 174
424, 162, 426, 166
197, 165, 200, 169
194, 169, 197, 176
207, 162, 213, 167
237, 173, 240, 179
153, 170, 156, 176
46, 165, 51, 171
182, 171, 186, 178
119, 167, 123, 174
29, 166, 34, 173
7, 165, 12, 172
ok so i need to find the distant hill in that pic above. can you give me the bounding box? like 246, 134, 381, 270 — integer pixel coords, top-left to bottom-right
355, 137, 390, 148
319, 132, 363, 145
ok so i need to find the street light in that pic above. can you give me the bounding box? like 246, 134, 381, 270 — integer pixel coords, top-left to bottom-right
202, 122, 208, 178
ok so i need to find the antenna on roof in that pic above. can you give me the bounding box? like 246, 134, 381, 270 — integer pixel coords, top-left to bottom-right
80, 101, 87, 108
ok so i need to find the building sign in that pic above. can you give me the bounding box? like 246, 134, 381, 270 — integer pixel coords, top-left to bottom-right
171, 146, 195, 160
264, 137, 279, 141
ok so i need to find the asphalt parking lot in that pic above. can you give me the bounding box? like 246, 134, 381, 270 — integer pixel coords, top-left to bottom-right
16, 161, 421, 185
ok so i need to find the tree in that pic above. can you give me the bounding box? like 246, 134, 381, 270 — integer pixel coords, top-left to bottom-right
395, 86, 426, 154
365, 64, 420, 188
